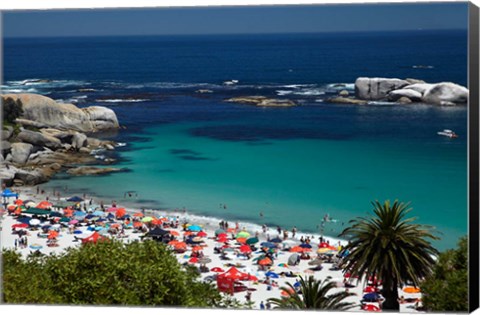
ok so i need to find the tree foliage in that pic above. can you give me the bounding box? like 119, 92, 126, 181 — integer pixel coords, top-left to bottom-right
421, 236, 468, 312
267, 276, 356, 310
339, 200, 439, 311
2, 97, 24, 125
2, 240, 225, 307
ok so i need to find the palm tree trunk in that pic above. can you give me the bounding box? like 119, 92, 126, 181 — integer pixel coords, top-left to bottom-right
381, 277, 400, 311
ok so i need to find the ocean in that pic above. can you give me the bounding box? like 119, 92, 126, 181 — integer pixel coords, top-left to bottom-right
2, 30, 468, 250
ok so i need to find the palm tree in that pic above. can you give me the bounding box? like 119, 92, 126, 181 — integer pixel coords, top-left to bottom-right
267, 276, 356, 310
339, 200, 439, 311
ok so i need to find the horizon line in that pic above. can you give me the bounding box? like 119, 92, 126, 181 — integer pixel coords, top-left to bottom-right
3, 27, 468, 39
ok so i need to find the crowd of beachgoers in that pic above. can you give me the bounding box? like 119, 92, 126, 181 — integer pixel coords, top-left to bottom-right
0, 186, 424, 312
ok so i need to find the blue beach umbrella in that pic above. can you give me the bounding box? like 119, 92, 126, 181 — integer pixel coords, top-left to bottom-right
67, 196, 84, 202
92, 211, 105, 217
260, 242, 276, 248
299, 243, 312, 249
270, 237, 283, 243
363, 293, 381, 302
29, 244, 43, 250
73, 230, 83, 234
187, 225, 202, 232
265, 271, 279, 279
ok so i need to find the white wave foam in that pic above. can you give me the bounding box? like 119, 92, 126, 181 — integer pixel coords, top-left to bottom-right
276, 90, 293, 96
367, 101, 395, 106
96, 99, 148, 103
280, 84, 315, 89
326, 83, 355, 90
115, 142, 127, 147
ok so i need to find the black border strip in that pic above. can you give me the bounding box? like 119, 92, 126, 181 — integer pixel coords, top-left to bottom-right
469, 2, 480, 313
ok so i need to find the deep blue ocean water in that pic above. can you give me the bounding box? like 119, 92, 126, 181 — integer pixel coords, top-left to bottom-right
2, 30, 468, 250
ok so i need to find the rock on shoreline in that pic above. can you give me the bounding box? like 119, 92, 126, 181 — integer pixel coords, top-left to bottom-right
1, 93, 122, 187
225, 96, 297, 107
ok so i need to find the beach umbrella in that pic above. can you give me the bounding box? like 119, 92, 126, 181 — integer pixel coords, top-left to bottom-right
37, 201, 53, 209
7, 204, 16, 211
29, 219, 41, 226
265, 271, 279, 278
290, 246, 307, 253
168, 240, 179, 246
48, 230, 59, 239
364, 286, 377, 293
67, 196, 84, 202
170, 230, 180, 236
363, 304, 380, 312
260, 242, 276, 249
363, 293, 381, 302
236, 231, 250, 239
211, 267, 224, 273
191, 245, 203, 251
133, 212, 144, 217
258, 257, 273, 266
187, 225, 202, 232
317, 247, 335, 254
270, 237, 282, 243
73, 230, 83, 234
106, 206, 118, 213
288, 253, 300, 265
12, 223, 29, 229
215, 229, 226, 236
217, 233, 228, 238
92, 211, 105, 217
246, 237, 259, 245
142, 216, 154, 223
278, 263, 289, 268
14, 199, 23, 205
299, 243, 312, 249
318, 242, 331, 248
236, 237, 247, 244
198, 257, 212, 264
115, 208, 127, 218
403, 287, 421, 294
29, 244, 43, 250
189, 257, 199, 264
197, 231, 208, 237
239, 245, 252, 253
69, 219, 79, 225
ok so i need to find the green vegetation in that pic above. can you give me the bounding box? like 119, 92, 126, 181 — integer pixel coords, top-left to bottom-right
339, 200, 439, 311
421, 236, 468, 312
2, 97, 24, 125
2, 240, 233, 307
267, 276, 356, 310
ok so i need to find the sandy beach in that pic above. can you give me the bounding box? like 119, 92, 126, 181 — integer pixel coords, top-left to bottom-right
0, 186, 423, 313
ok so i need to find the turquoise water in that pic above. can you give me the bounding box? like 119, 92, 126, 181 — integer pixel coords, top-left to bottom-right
46, 119, 467, 251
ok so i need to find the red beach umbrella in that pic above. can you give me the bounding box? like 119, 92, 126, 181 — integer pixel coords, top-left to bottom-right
12, 223, 28, 229
115, 208, 126, 218
258, 257, 273, 266
189, 257, 199, 263
133, 212, 144, 217
363, 304, 380, 312
37, 201, 53, 209
197, 231, 208, 237
170, 230, 180, 236
14, 199, 23, 205
236, 237, 247, 244
239, 245, 252, 253
211, 267, 225, 273
364, 286, 377, 293
192, 246, 203, 252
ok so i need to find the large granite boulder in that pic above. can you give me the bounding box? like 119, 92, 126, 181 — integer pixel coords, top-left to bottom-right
72, 132, 88, 150
2, 93, 119, 132
422, 82, 468, 105
355, 77, 410, 100
2, 126, 13, 140
17, 129, 62, 150
10, 142, 33, 165
388, 89, 423, 102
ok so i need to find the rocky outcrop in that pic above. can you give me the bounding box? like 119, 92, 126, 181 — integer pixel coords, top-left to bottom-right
387, 89, 423, 102
355, 78, 468, 106
66, 166, 124, 176
2, 93, 119, 132
16, 129, 62, 150
10, 143, 33, 165
326, 97, 368, 105
355, 77, 409, 100
2, 126, 13, 140
226, 96, 296, 107
422, 82, 469, 105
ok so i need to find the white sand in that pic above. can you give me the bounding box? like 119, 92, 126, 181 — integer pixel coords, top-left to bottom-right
1, 187, 421, 313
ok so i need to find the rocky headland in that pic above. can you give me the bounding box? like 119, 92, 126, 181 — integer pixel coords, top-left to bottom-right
225, 96, 297, 107
328, 77, 468, 106
1, 93, 124, 187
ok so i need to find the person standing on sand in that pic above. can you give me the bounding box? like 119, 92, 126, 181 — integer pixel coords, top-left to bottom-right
292, 226, 297, 238
260, 301, 265, 310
